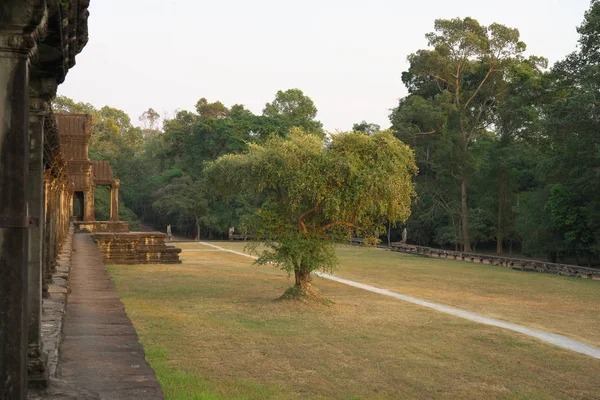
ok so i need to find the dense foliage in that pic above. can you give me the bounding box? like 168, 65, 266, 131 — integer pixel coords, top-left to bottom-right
54, 1, 600, 267
205, 129, 417, 287
389, 2, 600, 265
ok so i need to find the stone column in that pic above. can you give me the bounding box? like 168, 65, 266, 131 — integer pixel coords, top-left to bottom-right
84, 185, 95, 222
27, 78, 54, 388
0, 35, 32, 400
110, 180, 120, 221
42, 174, 51, 297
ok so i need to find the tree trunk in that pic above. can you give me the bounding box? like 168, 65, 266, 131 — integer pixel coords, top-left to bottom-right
461, 178, 472, 252
496, 169, 506, 255
294, 268, 310, 288
195, 219, 201, 241
388, 221, 391, 248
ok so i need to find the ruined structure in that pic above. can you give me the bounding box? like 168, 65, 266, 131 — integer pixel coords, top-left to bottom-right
0, 1, 91, 397
56, 113, 129, 233
54, 113, 181, 264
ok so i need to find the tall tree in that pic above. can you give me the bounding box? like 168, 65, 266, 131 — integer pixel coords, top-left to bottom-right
263, 89, 323, 136
153, 175, 207, 240
393, 17, 533, 252
352, 121, 381, 134
538, 0, 600, 263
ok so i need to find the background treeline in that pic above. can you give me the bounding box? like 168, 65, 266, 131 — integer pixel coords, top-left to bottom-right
54, 1, 600, 266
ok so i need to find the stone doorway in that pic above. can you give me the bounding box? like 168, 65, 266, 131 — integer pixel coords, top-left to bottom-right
73, 192, 84, 221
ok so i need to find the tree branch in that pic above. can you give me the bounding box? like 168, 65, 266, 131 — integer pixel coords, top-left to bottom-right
319, 221, 363, 232
464, 65, 496, 110
298, 202, 319, 234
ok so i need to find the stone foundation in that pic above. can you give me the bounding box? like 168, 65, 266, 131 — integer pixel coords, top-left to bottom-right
92, 232, 182, 265
390, 242, 600, 280
74, 221, 130, 233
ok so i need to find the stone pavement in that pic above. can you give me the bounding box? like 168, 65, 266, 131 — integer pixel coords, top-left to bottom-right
56, 233, 163, 399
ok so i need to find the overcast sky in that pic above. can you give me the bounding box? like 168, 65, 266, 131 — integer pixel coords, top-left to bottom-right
58, 0, 592, 132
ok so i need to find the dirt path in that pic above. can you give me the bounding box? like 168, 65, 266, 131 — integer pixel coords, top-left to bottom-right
58, 233, 164, 399
199, 241, 600, 360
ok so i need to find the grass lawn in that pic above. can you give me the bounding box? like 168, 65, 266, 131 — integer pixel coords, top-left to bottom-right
214, 241, 600, 348
108, 243, 600, 399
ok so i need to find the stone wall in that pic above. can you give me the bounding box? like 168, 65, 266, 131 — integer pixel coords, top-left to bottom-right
92, 232, 182, 265
0, 0, 90, 396
390, 242, 600, 280
74, 221, 130, 233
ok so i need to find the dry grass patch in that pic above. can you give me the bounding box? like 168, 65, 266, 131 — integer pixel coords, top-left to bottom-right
212, 241, 600, 348
109, 245, 600, 399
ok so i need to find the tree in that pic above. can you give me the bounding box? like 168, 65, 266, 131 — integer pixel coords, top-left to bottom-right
352, 121, 381, 134
536, 0, 600, 263
206, 129, 417, 295
393, 17, 533, 252
153, 175, 207, 240
263, 89, 323, 136
195, 98, 230, 120
139, 107, 160, 130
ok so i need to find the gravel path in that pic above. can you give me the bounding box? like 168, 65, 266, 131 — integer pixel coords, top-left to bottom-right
199, 242, 600, 360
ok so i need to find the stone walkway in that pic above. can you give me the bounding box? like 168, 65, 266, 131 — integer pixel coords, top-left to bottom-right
58, 233, 163, 399
200, 242, 600, 360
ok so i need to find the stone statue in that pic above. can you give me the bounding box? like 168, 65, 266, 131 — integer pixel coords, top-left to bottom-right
402, 227, 407, 244
228, 226, 235, 240
166, 224, 172, 242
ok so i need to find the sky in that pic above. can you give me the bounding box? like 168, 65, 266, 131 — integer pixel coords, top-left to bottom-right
58, 0, 592, 132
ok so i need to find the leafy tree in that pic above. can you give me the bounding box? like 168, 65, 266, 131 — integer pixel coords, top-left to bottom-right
392, 17, 537, 252
153, 175, 207, 240
206, 129, 417, 294
139, 107, 160, 130
263, 89, 323, 136
536, 0, 600, 262
195, 98, 230, 120
352, 121, 381, 134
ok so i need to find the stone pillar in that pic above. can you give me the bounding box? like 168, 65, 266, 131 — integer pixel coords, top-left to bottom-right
27, 79, 53, 388
42, 174, 51, 297
84, 185, 95, 222
0, 36, 32, 400
110, 180, 120, 221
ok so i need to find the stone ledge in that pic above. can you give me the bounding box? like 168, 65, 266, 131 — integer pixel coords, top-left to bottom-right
42, 225, 75, 381
390, 242, 600, 280
74, 221, 129, 233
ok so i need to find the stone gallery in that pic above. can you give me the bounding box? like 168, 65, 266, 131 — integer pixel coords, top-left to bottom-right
0, 1, 178, 398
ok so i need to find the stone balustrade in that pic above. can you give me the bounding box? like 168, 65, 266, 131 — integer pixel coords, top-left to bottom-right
390, 242, 600, 280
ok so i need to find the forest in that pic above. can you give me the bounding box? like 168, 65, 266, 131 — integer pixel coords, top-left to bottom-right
54, 1, 600, 266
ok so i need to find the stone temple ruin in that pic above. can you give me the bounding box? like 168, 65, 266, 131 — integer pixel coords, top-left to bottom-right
56, 113, 182, 265
0, 2, 177, 398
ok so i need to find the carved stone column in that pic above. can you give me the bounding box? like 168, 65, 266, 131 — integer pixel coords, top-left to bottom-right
84, 184, 95, 222
110, 180, 120, 221
0, 26, 34, 400
26, 77, 55, 388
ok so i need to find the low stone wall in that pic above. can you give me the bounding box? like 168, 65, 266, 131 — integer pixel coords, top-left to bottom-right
92, 232, 182, 265
390, 242, 600, 280
74, 221, 130, 233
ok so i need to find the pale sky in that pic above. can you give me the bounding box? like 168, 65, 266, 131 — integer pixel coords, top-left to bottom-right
58, 0, 592, 132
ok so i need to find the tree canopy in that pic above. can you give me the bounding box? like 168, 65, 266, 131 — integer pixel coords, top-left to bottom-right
205, 129, 417, 291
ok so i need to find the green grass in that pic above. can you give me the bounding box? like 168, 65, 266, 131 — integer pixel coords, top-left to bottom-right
109, 244, 600, 399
